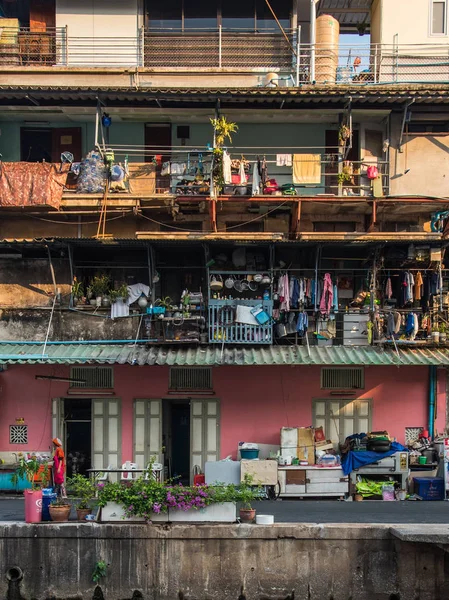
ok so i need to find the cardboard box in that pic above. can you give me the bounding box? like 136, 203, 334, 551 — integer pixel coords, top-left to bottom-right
241, 459, 278, 485
297, 428, 315, 447
315, 442, 334, 452
297, 445, 314, 464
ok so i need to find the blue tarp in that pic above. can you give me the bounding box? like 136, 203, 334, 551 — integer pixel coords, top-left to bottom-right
341, 441, 407, 476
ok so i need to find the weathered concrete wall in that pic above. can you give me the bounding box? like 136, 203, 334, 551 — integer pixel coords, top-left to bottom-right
0, 309, 140, 341
0, 523, 447, 600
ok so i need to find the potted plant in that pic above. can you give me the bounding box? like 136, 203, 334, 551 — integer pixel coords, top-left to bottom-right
236, 474, 261, 523
71, 276, 84, 307
432, 324, 440, 343
90, 274, 110, 307
338, 124, 351, 145
49, 497, 72, 522
11, 455, 50, 523
67, 473, 97, 520
440, 322, 447, 343
108, 283, 129, 304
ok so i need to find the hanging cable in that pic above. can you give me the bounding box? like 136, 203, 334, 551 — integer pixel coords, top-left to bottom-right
264, 0, 296, 56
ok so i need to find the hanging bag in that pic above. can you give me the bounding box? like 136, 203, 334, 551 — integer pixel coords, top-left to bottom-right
250, 304, 271, 326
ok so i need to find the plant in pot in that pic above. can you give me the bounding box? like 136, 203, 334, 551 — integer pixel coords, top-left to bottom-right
67, 473, 97, 520
11, 454, 50, 523
440, 322, 447, 343
71, 276, 84, 307
109, 283, 129, 304
236, 474, 261, 523
432, 324, 440, 343
49, 496, 72, 522
90, 274, 110, 307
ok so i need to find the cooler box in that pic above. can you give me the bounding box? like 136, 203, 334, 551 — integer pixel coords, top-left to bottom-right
205, 461, 241, 485
413, 477, 444, 500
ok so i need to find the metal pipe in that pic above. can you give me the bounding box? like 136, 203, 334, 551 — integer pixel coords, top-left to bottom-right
42, 296, 57, 357
429, 365, 437, 439
0, 339, 152, 345
295, 25, 301, 86
310, 0, 318, 83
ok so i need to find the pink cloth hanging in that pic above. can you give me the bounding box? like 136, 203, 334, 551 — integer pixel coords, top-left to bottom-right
279, 274, 290, 312
319, 273, 333, 316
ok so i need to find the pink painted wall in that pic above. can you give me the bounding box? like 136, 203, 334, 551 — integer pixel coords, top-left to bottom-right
0, 363, 446, 461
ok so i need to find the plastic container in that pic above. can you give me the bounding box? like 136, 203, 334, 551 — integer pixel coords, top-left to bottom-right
42, 488, 57, 521
24, 489, 43, 523
413, 477, 445, 501
256, 514, 274, 525
418, 456, 427, 465
240, 449, 259, 460
382, 485, 395, 501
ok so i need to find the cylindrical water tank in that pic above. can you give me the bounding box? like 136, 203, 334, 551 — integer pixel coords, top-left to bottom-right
315, 14, 339, 84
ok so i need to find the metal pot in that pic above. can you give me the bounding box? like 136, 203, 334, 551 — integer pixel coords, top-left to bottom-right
210, 275, 223, 291
254, 273, 263, 283
261, 274, 271, 286
224, 275, 235, 289
234, 278, 243, 292
248, 281, 258, 292
241, 279, 249, 291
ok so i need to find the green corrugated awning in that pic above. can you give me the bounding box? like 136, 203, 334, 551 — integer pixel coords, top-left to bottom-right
0, 343, 448, 367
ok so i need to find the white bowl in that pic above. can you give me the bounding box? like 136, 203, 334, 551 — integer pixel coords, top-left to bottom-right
256, 514, 274, 525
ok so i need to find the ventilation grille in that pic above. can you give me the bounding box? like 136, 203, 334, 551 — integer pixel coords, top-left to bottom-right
321, 367, 364, 390
70, 366, 114, 389
169, 367, 212, 391
10, 425, 28, 444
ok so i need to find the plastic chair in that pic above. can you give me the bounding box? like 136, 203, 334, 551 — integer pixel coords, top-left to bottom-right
120, 461, 138, 481
96, 465, 113, 482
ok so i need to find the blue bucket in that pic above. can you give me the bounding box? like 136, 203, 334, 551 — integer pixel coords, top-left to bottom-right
42, 488, 57, 521
240, 449, 259, 460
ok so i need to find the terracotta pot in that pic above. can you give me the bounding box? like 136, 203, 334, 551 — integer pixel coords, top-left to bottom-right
239, 508, 256, 523
354, 494, 364, 502
76, 508, 91, 521
49, 505, 71, 522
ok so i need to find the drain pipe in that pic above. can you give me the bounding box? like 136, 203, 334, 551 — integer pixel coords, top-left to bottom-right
429, 365, 437, 439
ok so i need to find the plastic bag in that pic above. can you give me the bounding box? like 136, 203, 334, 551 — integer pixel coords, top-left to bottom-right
77, 151, 107, 193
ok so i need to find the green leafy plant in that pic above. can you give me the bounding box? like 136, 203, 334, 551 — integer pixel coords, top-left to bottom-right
71, 276, 84, 299
11, 455, 49, 491
210, 115, 238, 147
234, 473, 262, 509
440, 322, 447, 334
90, 274, 110, 298
92, 560, 107, 583
337, 171, 352, 186
108, 283, 129, 303
67, 473, 97, 510
338, 124, 351, 144
50, 497, 71, 507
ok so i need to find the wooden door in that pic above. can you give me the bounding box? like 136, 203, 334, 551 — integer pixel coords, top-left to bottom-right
190, 398, 220, 479
145, 123, 172, 191
51, 127, 82, 162
91, 398, 121, 470
133, 399, 163, 468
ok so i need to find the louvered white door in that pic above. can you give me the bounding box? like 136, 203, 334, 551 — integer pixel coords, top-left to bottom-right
190, 399, 220, 477
313, 398, 372, 445
133, 399, 162, 468
52, 398, 64, 446
92, 398, 121, 470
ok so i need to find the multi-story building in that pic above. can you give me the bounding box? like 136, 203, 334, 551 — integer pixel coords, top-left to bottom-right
0, 0, 448, 484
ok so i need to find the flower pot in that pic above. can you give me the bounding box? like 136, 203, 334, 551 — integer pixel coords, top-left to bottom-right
101, 297, 111, 308
440, 332, 447, 343
239, 508, 256, 523
354, 494, 364, 502
24, 489, 43, 523
72, 296, 78, 307
168, 503, 236, 523
49, 504, 71, 522
432, 331, 440, 343
76, 508, 91, 521
89, 299, 97, 306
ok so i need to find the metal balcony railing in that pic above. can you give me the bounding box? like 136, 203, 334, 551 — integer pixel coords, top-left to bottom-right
1, 26, 448, 85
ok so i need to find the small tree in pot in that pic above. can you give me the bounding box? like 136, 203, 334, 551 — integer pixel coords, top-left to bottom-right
11, 454, 50, 523
236, 474, 262, 523
67, 473, 97, 520
49, 497, 72, 522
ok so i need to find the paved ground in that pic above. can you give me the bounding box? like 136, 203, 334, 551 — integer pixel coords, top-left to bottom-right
1, 496, 448, 523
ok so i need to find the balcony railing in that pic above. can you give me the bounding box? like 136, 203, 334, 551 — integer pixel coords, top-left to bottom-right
1, 26, 449, 85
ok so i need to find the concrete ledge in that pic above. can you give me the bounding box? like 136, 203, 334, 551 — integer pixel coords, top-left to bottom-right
391, 525, 449, 544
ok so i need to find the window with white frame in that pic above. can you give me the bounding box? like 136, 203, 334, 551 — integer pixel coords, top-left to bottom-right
431, 0, 447, 35
313, 398, 371, 445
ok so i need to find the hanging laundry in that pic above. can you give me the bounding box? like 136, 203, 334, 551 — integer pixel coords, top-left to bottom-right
400, 272, 408, 307
367, 321, 374, 344
414, 271, 423, 300
298, 278, 305, 304
333, 284, 339, 312
222, 151, 232, 184
290, 277, 300, 308
238, 161, 247, 185
278, 274, 290, 312
252, 162, 261, 195
421, 273, 432, 311
385, 276, 393, 300
319, 273, 334, 316
405, 312, 415, 336
276, 154, 292, 167
406, 272, 414, 303
296, 311, 309, 336
394, 311, 402, 334
311, 278, 316, 307
387, 312, 395, 337
258, 157, 268, 186
292, 154, 322, 185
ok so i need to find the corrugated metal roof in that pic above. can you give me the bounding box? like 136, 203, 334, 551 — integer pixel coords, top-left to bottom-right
318, 0, 372, 26
0, 343, 448, 366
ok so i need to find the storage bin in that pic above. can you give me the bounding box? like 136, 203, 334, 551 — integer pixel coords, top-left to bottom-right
240, 449, 259, 460
413, 477, 444, 500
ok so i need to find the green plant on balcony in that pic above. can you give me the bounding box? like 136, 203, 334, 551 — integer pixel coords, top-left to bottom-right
67, 473, 97, 510
337, 171, 352, 186
108, 283, 129, 303
11, 455, 49, 491
90, 274, 110, 299
338, 124, 351, 145
210, 115, 238, 147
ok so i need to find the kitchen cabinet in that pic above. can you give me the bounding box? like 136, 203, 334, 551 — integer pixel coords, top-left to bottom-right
278, 466, 348, 498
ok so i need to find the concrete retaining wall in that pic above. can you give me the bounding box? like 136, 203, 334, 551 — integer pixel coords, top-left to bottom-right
0, 523, 448, 600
